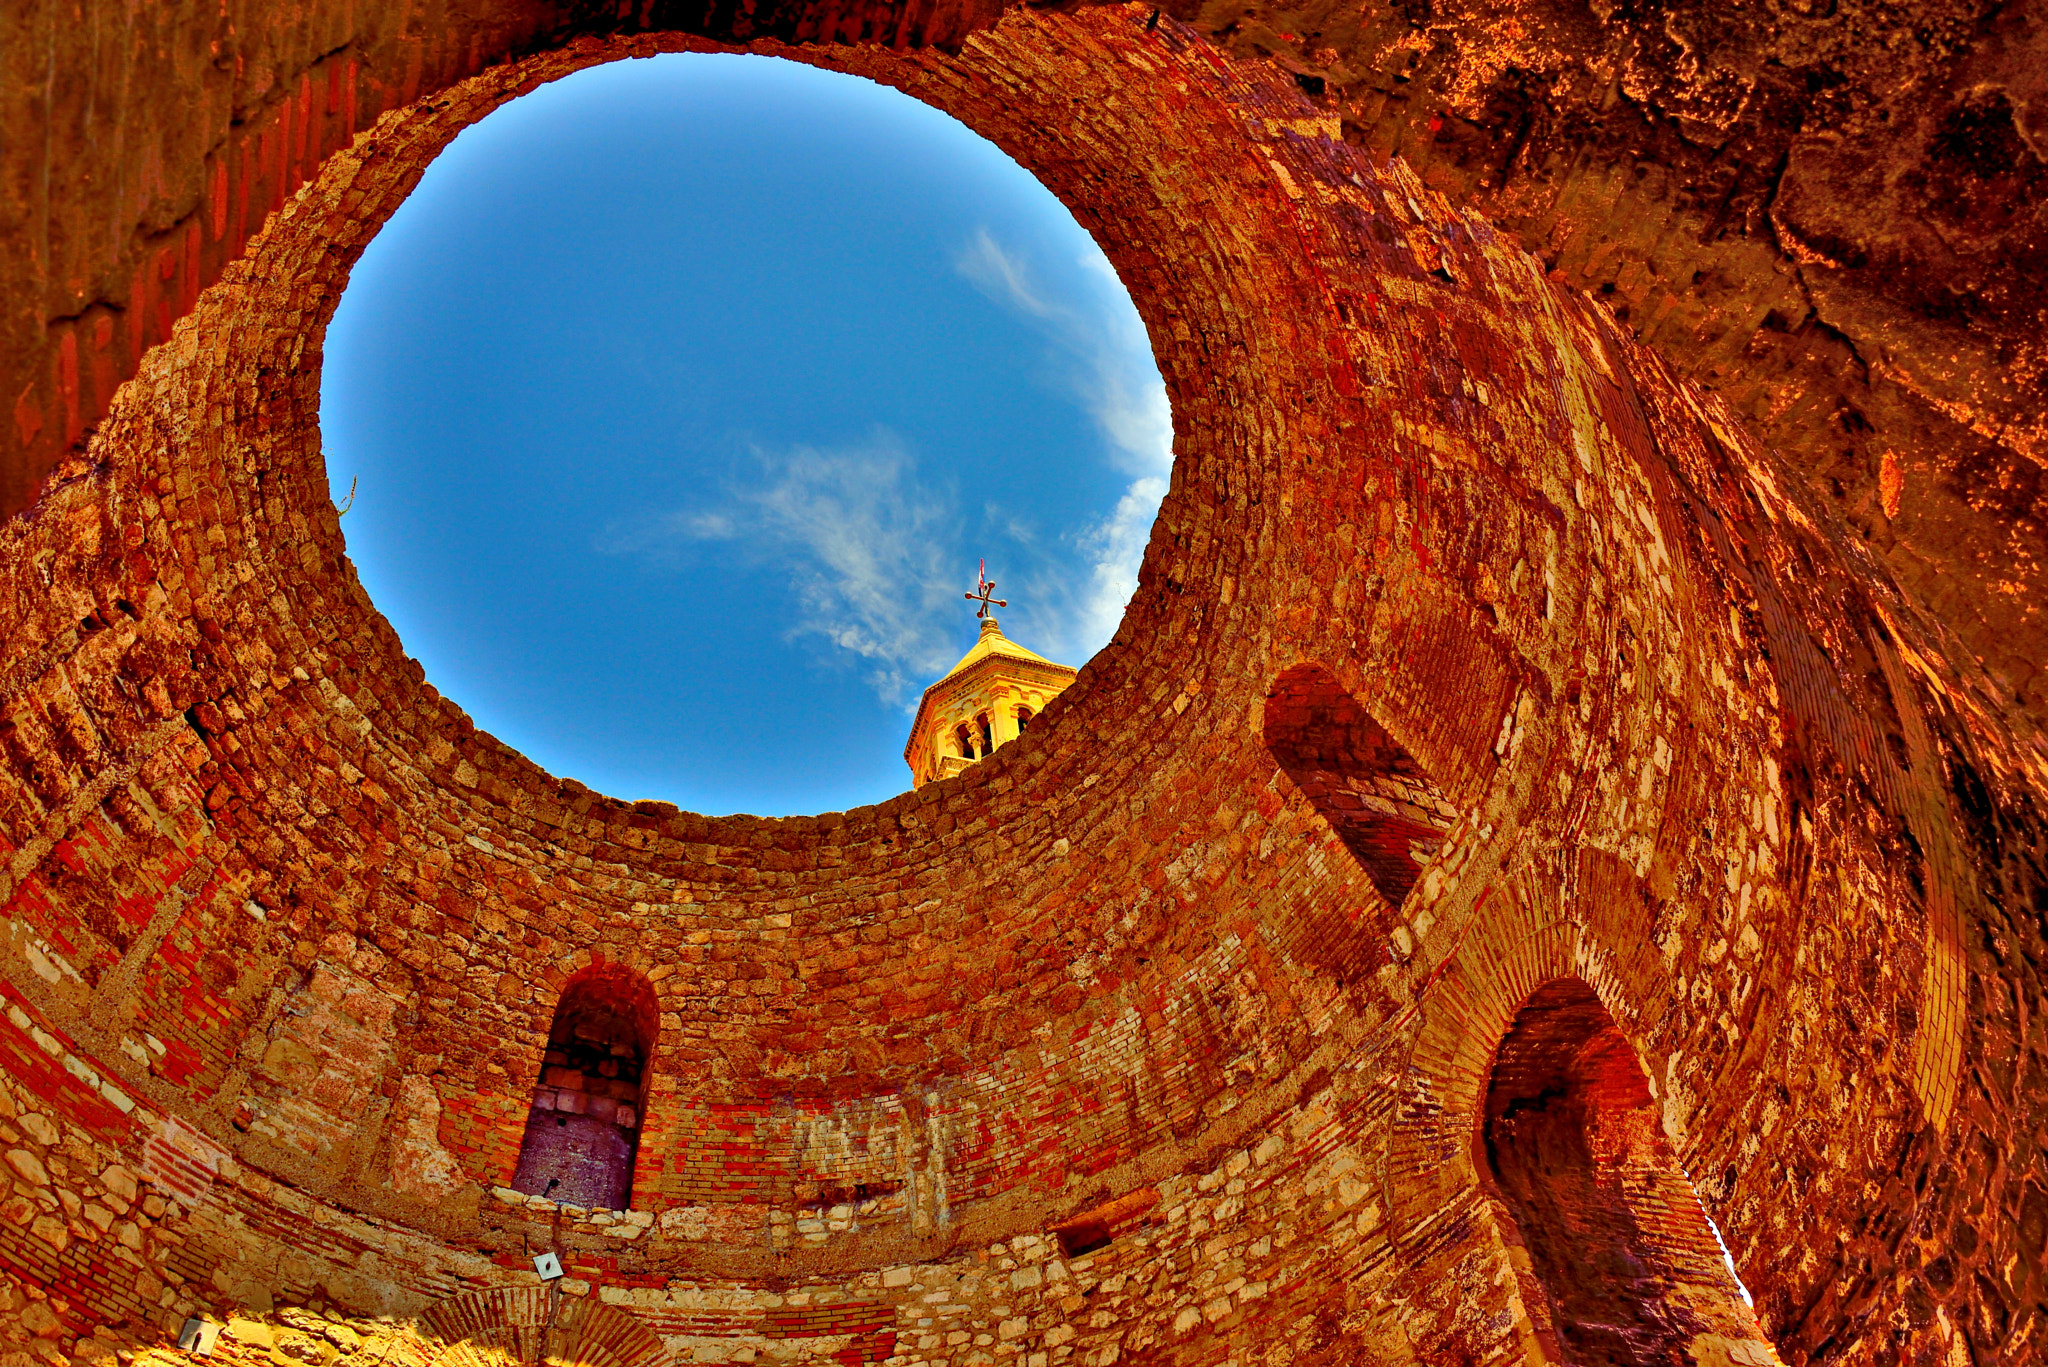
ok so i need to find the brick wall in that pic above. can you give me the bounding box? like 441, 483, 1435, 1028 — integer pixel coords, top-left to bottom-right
0, 6, 2041, 1367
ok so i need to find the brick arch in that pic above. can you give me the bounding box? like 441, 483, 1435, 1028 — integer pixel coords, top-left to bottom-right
1380, 878, 1575, 1360
546, 960, 663, 1070
535, 950, 676, 1055
445, 955, 668, 1197
1479, 977, 1768, 1366
420, 1288, 672, 1367
1380, 883, 1781, 1366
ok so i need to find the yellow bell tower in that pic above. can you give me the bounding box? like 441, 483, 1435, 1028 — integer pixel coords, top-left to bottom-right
905, 567, 1078, 788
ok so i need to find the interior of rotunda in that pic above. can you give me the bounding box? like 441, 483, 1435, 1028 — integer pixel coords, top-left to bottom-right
0, 2, 2043, 1366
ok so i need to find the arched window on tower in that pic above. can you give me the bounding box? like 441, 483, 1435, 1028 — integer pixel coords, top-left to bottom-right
977, 712, 995, 756
1481, 979, 1771, 1365
1261, 662, 1459, 908
1015, 705, 1034, 733
512, 965, 657, 1211
956, 723, 976, 759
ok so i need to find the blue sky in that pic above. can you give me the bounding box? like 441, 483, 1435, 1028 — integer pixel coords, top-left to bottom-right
320, 53, 1169, 816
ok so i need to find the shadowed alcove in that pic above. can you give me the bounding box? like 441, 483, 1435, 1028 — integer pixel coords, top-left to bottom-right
512, 965, 659, 1211
1482, 979, 1767, 1365
1261, 661, 1458, 907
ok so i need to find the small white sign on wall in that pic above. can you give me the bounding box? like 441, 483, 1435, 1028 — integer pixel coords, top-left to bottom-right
177, 1320, 222, 1355
532, 1251, 564, 1280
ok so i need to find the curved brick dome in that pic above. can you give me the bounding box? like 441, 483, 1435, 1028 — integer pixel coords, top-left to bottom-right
0, 5, 2042, 1367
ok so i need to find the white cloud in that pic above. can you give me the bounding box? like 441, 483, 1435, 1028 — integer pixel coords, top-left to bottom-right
601, 236, 1175, 709
956, 229, 1174, 661
1065, 474, 1168, 654
956, 230, 1173, 479
1072, 249, 1174, 480
679, 510, 737, 540
956, 227, 1054, 319
604, 432, 968, 706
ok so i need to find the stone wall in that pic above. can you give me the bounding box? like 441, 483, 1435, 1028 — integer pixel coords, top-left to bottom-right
0, 6, 2043, 1367
1170, 0, 2048, 728
5, 0, 2042, 731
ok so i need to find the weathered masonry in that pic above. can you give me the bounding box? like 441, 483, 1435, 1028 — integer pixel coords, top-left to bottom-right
0, 3, 2043, 1367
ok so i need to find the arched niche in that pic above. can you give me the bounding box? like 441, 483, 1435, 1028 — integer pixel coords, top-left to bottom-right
1480, 978, 1775, 1366
1261, 661, 1458, 908
421, 1286, 673, 1367
511, 964, 659, 1211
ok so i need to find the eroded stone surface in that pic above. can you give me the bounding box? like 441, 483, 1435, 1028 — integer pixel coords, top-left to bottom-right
5, 0, 2042, 730
1170, 0, 2048, 723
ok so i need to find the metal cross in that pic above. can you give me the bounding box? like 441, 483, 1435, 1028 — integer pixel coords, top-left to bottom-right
965, 561, 1007, 619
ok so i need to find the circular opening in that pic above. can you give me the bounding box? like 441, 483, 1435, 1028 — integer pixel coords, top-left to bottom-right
320, 53, 1169, 817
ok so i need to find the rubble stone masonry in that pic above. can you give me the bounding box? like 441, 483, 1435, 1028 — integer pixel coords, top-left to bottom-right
0, 5, 2043, 1367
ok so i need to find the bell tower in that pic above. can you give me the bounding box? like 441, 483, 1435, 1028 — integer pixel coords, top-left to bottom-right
905, 566, 1078, 788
